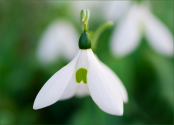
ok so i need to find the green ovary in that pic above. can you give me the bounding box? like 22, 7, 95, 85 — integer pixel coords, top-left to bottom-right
75, 68, 88, 84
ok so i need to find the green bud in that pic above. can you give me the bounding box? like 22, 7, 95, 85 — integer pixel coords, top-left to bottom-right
81, 9, 86, 22
85, 9, 90, 23
79, 32, 91, 49
81, 9, 90, 23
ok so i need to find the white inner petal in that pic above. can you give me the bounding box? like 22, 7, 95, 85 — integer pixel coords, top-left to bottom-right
75, 82, 90, 97
76, 50, 89, 69
74, 49, 89, 84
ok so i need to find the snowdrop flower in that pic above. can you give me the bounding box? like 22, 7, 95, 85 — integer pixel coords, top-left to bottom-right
110, 3, 173, 57
37, 20, 79, 65
33, 10, 128, 116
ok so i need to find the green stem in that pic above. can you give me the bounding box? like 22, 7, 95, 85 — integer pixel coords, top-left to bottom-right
84, 23, 87, 32
92, 21, 114, 52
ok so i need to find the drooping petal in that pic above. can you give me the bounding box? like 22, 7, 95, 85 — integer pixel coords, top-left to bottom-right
87, 49, 123, 115
96, 57, 128, 103
37, 20, 79, 65
33, 51, 80, 110
59, 78, 78, 101
75, 83, 90, 98
143, 9, 173, 56
110, 4, 141, 57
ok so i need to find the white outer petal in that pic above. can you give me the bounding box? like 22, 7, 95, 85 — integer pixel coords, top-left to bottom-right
110, 4, 141, 57
143, 9, 173, 56
37, 20, 79, 64
33, 51, 80, 110
96, 57, 128, 103
87, 49, 123, 115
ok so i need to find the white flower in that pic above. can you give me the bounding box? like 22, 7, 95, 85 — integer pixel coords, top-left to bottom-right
34, 9, 128, 115
110, 3, 173, 57
37, 20, 79, 65
33, 48, 128, 115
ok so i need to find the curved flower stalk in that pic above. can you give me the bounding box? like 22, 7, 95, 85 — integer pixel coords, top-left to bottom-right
110, 3, 173, 57
37, 20, 79, 65
33, 10, 128, 116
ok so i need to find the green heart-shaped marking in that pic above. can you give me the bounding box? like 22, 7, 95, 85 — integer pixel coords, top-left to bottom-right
76, 68, 87, 84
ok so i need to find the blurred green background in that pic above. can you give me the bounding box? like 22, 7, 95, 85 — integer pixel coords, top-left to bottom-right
0, 0, 173, 124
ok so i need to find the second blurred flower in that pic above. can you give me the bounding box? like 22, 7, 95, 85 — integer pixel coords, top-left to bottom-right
37, 20, 79, 65
110, 3, 173, 57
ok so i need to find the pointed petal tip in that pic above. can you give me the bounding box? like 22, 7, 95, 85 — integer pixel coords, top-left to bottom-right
33, 103, 40, 110
33, 101, 42, 110
33, 101, 49, 110
33, 106, 38, 110
104, 104, 124, 116
119, 112, 124, 116
123, 93, 128, 103
117, 104, 124, 116
117, 109, 124, 116
115, 103, 124, 116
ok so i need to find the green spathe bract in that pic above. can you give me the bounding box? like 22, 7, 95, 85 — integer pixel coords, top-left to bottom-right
76, 68, 88, 84
79, 32, 91, 49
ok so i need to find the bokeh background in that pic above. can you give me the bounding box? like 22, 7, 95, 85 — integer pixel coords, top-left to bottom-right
0, 0, 173, 124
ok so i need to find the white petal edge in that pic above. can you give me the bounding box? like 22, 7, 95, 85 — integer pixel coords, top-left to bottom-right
33, 51, 80, 110
87, 49, 123, 115
110, 4, 141, 57
59, 77, 78, 101
143, 9, 173, 56
96, 56, 128, 103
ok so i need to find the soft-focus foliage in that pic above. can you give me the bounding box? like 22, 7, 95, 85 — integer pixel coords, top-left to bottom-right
0, 1, 173, 124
